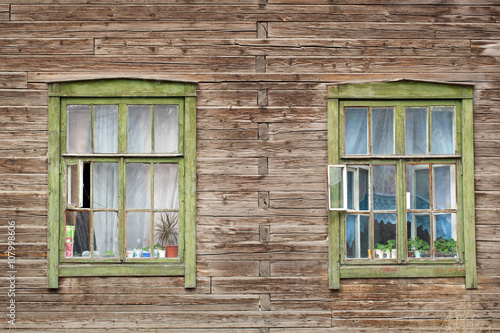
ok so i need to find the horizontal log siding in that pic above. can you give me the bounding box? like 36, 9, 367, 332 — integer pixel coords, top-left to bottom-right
0, 1, 499, 331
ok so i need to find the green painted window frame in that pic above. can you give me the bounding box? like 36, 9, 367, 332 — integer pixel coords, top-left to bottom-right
48, 79, 197, 289
327, 80, 477, 289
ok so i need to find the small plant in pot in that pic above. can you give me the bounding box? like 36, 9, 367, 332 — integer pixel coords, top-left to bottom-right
434, 238, 457, 257
375, 239, 396, 259
153, 244, 166, 258
155, 213, 178, 258
408, 237, 430, 258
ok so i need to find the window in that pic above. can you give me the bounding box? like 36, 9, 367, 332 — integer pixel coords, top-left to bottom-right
48, 79, 197, 289
327, 80, 477, 289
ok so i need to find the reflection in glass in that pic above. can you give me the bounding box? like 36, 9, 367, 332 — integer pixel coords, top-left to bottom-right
372, 108, 394, 155
126, 163, 151, 209
328, 166, 344, 210
345, 107, 368, 155
67, 105, 91, 153
347, 166, 369, 211
406, 164, 430, 210
407, 213, 431, 258
433, 165, 456, 209
67, 164, 80, 208
373, 213, 397, 258
372, 165, 396, 211
128, 105, 152, 153
65, 210, 90, 258
405, 107, 427, 154
93, 212, 118, 257
154, 105, 179, 153
93, 163, 118, 209
126, 212, 151, 255
431, 106, 454, 155
154, 164, 179, 209
346, 214, 370, 259
434, 213, 457, 257
94, 105, 118, 153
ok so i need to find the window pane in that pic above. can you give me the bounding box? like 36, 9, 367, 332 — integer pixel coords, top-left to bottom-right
126, 212, 151, 257
328, 165, 344, 210
93, 212, 118, 258
405, 107, 427, 154
154, 105, 179, 153
433, 165, 456, 209
434, 213, 457, 258
407, 213, 431, 258
126, 163, 151, 209
67, 164, 80, 208
94, 105, 118, 153
345, 214, 370, 259
431, 106, 454, 155
154, 164, 179, 209
93, 163, 118, 209
347, 166, 369, 211
128, 105, 152, 153
372, 165, 396, 211
67, 105, 91, 153
374, 213, 397, 259
65, 210, 90, 258
345, 107, 368, 155
406, 164, 430, 210
371, 107, 394, 155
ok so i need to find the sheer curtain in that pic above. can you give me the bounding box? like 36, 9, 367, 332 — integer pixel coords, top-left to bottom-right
405, 107, 427, 154
345, 108, 368, 155
431, 107, 454, 154
372, 108, 394, 155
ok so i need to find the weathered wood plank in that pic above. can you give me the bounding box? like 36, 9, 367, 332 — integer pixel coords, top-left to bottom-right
197, 260, 260, 277
0, 38, 94, 55
197, 90, 257, 107
0, 72, 27, 89
0, 21, 256, 38
96, 38, 471, 57
0, 89, 48, 106
0, 157, 47, 173
198, 174, 325, 192
197, 107, 326, 124
269, 0, 500, 5
10, 5, 500, 24
0, 56, 255, 73
269, 22, 500, 39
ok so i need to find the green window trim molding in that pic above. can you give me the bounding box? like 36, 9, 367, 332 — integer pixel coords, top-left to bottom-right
48, 79, 197, 289
327, 80, 477, 289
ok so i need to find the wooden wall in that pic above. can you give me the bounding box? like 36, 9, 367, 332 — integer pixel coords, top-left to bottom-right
1, 0, 499, 331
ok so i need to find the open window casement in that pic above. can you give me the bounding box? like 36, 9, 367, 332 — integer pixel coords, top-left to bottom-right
327, 165, 347, 211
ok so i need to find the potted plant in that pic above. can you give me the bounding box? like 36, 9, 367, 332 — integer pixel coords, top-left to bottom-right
387, 239, 396, 258
153, 244, 166, 258
408, 237, 430, 258
133, 246, 142, 258
103, 250, 115, 257
375, 239, 396, 259
434, 238, 457, 257
155, 213, 179, 258
375, 242, 386, 259
142, 246, 151, 258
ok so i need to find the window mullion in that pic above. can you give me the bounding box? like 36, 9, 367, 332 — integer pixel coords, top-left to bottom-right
396, 159, 406, 263
118, 157, 125, 261
118, 103, 127, 154
395, 104, 405, 155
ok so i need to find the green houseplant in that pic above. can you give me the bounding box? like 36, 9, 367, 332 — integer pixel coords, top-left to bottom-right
408, 237, 430, 258
155, 213, 179, 258
434, 238, 457, 257
374, 239, 396, 259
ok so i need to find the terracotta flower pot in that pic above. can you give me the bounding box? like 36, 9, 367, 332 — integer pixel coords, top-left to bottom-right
166, 245, 178, 258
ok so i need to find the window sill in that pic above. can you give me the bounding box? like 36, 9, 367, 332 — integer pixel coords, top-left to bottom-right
340, 264, 465, 279
341, 154, 461, 160
59, 263, 185, 277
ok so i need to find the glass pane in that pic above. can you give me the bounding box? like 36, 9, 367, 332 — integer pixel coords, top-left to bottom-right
93, 163, 118, 209
372, 165, 396, 211
67, 105, 91, 153
434, 213, 457, 258
126, 163, 151, 209
154, 164, 179, 209
93, 212, 118, 258
154, 212, 179, 247
406, 164, 430, 210
345, 107, 368, 155
345, 214, 370, 259
373, 213, 397, 259
126, 212, 151, 257
67, 164, 80, 208
328, 166, 344, 210
371, 107, 394, 155
128, 105, 152, 153
431, 106, 454, 155
407, 213, 431, 258
347, 166, 369, 211
405, 107, 427, 155
65, 210, 90, 258
433, 165, 456, 209
154, 105, 179, 153
94, 105, 118, 153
